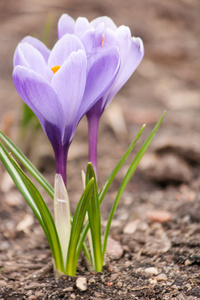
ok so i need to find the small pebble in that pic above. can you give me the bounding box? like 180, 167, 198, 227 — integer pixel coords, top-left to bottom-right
156, 273, 168, 282
149, 278, 157, 285
144, 267, 158, 275
123, 219, 140, 234
147, 210, 172, 223
63, 286, 73, 292
0, 280, 7, 286
16, 214, 34, 233
88, 277, 96, 284
116, 281, 123, 288
26, 290, 33, 296
76, 276, 87, 291
110, 273, 119, 281
185, 259, 192, 266
28, 296, 37, 300
106, 237, 123, 259
124, 260, 132, 268
106, 282, 113, 286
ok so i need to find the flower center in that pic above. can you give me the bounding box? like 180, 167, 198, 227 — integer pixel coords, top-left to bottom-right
51, 65, 61, 74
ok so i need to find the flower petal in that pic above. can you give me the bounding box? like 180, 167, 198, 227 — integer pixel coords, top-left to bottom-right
103, 27, 144, 108
14, 36, 50, 63
81, 27, 119, 66
13, 43, 48, 79
13, 66, 64, 139
117, 26, 144, 70
48, 34, 85, 69
78, 46, 120, 118
90, 16, 117, 31
57, 14, 75, 38
74, 17, 90, 37
51, 49, 87, 124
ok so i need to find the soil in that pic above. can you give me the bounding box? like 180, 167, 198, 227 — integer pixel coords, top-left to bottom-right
0, 0, 200, 299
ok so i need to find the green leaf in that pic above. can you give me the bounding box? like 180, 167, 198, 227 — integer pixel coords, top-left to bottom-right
99, 124, 146, 205
0, 131, 54, 198
76, 123, 146, 259
0, 131, 91, 270
102, 111, 166, 256
0, 142, 64, 272
66, 177, 94, 276
86, 163, 103, 272
0, 142, 41, 221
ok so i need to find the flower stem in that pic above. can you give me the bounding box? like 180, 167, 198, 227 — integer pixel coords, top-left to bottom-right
54, 145, 68, 186
87, 112, 100, 177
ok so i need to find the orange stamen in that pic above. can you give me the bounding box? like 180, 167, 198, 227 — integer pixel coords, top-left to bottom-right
102, 35, 105, 47
51, 65, 61, 74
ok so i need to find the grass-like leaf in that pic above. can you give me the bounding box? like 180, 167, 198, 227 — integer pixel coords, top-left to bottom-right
0, 142, 64, 272
66, 177, 94, 276
99, 124, 146, 204
77, 124, 146, 255
86, 163, 103, 272
0, 131, 54, 198
0, 132, 91, 270
102, 111, 166, 255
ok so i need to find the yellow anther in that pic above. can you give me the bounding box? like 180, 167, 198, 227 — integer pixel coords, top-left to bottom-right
102, 35, 105, 47
51, 65, 61, 74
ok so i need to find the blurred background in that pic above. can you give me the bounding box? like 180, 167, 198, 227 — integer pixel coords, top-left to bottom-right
0, 2, 200, 295
0, 0, 200, 190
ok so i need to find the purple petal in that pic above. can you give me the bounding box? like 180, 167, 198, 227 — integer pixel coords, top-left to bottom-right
103, 28, 144, 108
90, 16, 117, 31
13, 36, 50, 64
13, 66, 65, 139
117, 26, 144, 70
101, 28, 119, 50
51, 50, 87, 124
78, 46, 120, 118
57, 14, 75, 38
81, 27, 119, 66
14, 43, 48, 79
79, 25, 105, 55
48, 34, 84, 69
74, 17, 90, 37
79, 28, 95, 56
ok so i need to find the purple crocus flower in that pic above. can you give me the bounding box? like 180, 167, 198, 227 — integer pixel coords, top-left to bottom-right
58, 15, 144, 174
13, 34, 120, 184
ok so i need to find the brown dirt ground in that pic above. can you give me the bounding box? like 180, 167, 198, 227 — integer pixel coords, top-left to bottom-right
0, 0, 200, 299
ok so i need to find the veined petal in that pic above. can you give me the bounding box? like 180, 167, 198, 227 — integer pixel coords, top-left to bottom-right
48, 34, 85, 69
78, 46, 120, 118
81, 28, 119, 66
74, 17, 90, 37
13, 66, 64, 137
13, 43, 48, 79
90, 22, 105, 48
58, 14, 75, 38
103, 33, 144, 108
90, 16, 118, 31
80, 28, 95, 56
102, 28, 119, 50
116, 25, 143, 68
14, 36, 50, 64
51, 50, 87, 124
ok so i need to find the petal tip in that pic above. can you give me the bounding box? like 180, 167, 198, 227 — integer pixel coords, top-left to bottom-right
133, 37, 144, 55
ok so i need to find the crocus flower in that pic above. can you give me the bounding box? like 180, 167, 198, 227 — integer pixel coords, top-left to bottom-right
58, 15, 144, 174
13, 34, 120, 184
